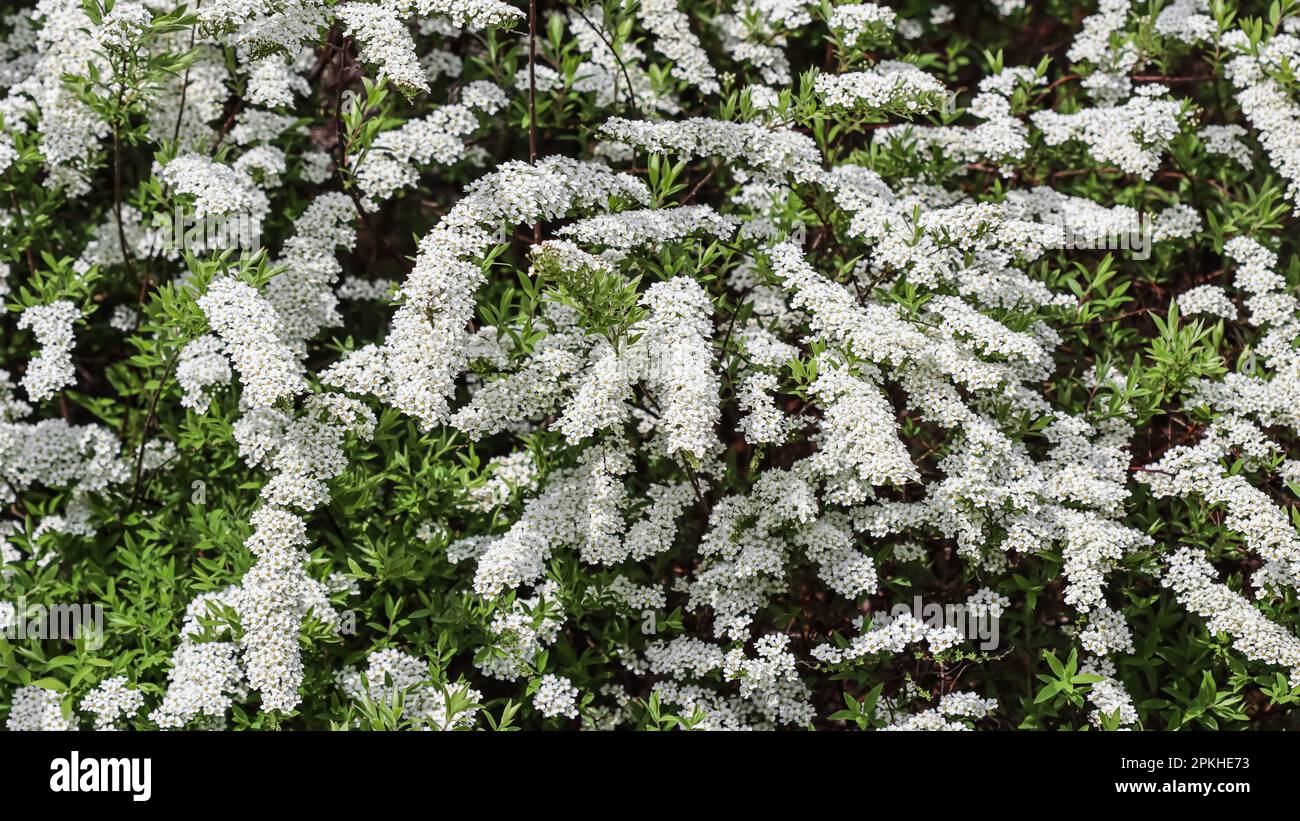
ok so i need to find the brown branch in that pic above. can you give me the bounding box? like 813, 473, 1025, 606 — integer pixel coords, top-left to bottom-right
1131, 74, 1215, 83
529, 0, 540, 245
1064, 306, 1153, 329
127, 348, 180, 513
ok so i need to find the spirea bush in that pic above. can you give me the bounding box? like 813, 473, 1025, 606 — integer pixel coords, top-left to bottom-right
3, 0, 1300, 732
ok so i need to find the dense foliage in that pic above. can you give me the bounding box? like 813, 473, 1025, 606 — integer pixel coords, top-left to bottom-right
3, 0, 1300, 731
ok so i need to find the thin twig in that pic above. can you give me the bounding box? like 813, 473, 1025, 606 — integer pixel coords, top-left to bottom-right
571, 7, 641, 111
170, 0, 201, 147
1131, 74, 1215, 83
683, 161, 720, 204
1064, 306, 1152, 329
528, 0, 538, 166
111, 97, 139, 290
529, 0, 540, 244
127, 348, 180, 512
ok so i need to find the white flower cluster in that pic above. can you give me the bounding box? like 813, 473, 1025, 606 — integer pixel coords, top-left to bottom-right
16, 300, 78, 402
533, 673, 581, 719
1154, 0, 1215, 44
1177, 284, 1237, 321
804, 362, 918, 503
828, 3, 896, 50
338, 647, 482, 729
601, 117, 823, 183
713, 4, 791, 86
93, 1, 150, 52
1031, 86, 1184, 178
338, 2, 429, 96
198, 277, 308, 408
408, 0, 524, 30
337, 276, 394, 302
814, 61, 949, 114
0, 412, 134, 510
469, 443, 665, 592
794, 514, 875, 597
564, 7, 681, 113
722, 634, 815, 726
1066, 0, 1135, 102
352, 103, 486, 205
467, 450, 539, 511
1223, 33, 1300, 211
882, 692, 998, 730
640, 633, 814, 727
1079, 606, 1135, 658
265, 192, 357, 348
637, 0, 719, 94
554, 205, 738, 257
79, 676, 146, 730
1163, 547, 1300, 687
1197, 124, 1252, 167
326, 156, 649, 430
151, 638, 246, 729
874, 66, 1041, 168
812, 613, 965, 665
160, 154, 270, 221
1138, 420, 1300, 594
7, 0, 1300, 735
6, 684, 76, 731
639, 276, 720, 460
154, 391, 372, 718
476, 581, 563, 680
176, 334, 233, 413
1082, 657, 1139, 728
737, 372, 788, 445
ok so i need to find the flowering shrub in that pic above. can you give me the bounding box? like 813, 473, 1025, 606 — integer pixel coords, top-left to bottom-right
2, 0, 1300, 732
